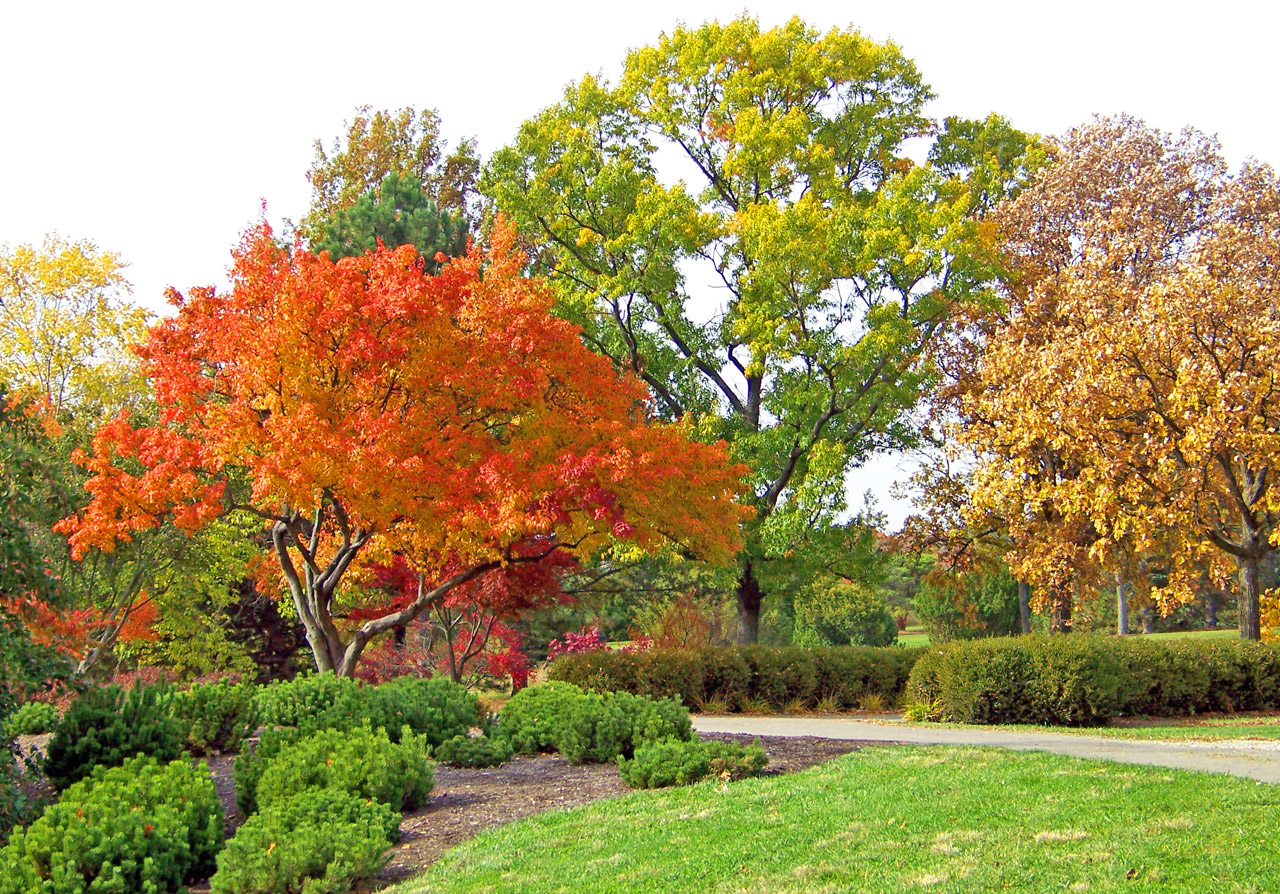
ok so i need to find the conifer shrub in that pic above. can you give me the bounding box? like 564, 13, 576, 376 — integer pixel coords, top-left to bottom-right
618, 737, 767, 789
209, 788, 398, 894
433, 734, 513, 768
233, 726, 304, 816
171, 679, 259, 755
253, 673, 481, 744
3, 701, 57, 739
499, 682, 692, 763
44, 683, 184, 790
254, 726, 433, 814
0, 755, 223, 893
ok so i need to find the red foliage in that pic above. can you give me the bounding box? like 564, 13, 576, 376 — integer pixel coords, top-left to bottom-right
547, 624, 608, 659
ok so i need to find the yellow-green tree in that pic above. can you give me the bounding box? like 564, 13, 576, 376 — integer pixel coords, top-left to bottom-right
962, 116, 1280, 639
484, 15, 1038, 642
0, 236, 149, 416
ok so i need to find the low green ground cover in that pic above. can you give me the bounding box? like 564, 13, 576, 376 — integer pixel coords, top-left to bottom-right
391, 746, 1280, 894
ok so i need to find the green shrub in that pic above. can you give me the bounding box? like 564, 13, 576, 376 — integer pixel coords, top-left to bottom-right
550, 645, 918, 712
938, 638, 1035, 724
210, 788, 397, 894
500, 682, 693, 763
254, 673, 482, 745
694, 647, 751, 710
740, 646, 818, 708
253, 673, 364, 732
234, 726, 304, 816
794, 579, 898, 647
0, 755, 224, 893
365, 675, 484, 746
255, 726, 433, 814
44, 683, 185, 790
433, 734, 513, 768
171, 679, 259, 755
1025, 636, 1122, 725
3, 701, 57, 739
546, 651, 638, 695
635, 649, 705, 706
905, 636, 1280, 726
498, 681, 587, 755
618, 737, 768, 789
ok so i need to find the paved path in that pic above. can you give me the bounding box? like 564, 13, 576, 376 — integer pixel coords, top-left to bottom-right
693, 715, 1280, 784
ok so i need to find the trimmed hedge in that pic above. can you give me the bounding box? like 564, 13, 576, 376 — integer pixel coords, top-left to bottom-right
499, 682, 693, 763
0, 756, 224, 893
548, 645, 921, 710
906, 635, 1280, 726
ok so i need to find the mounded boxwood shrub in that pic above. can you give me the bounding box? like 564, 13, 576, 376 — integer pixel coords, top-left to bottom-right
255, 726, 433, 814
499, 682, 693, 763
44, 683, 185, 790
0, 755, 224, 894
209, 788, 398, 894
171, 679, 259, 755
618, 737, 768, 789
3, 701, 57, 739
548, 645, 920, 711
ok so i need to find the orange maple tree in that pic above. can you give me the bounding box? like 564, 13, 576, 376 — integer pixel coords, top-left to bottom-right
58, 223, 746, 675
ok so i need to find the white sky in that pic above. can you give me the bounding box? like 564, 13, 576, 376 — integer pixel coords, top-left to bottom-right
3, 0, 1274, 528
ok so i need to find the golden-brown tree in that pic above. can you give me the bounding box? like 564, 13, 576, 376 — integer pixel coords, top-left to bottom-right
961, 116, 1280, 639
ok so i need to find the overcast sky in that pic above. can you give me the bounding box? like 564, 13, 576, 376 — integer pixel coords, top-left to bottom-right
3, 0, 1272, 526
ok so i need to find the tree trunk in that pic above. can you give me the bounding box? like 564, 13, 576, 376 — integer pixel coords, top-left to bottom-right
1205, 594, 1218, 628
1116, 574, 1129, 636
1141, 605, 1155, 634
735, 559, 763, 645
1049, 593, 1072, 634
1238, 554, 1262, 640
1018, 581, 1032, 635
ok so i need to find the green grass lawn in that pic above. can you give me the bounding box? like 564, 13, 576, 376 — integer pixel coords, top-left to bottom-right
391, 746, 1280, 893
910, 714, 1280, 742
896, 628, 930, 646
1141, 628, 1239, 641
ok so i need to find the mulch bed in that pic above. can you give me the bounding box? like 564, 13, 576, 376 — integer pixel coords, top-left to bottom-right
19, 733, 865, 891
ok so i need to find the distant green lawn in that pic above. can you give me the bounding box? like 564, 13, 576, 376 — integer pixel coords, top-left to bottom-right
1141, 628, 1238, 641
392, 746, 1280, 893
913, 714, 1280, 742
893, 626, 1240, 650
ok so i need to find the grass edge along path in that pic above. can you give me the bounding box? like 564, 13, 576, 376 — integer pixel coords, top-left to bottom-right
390, 746, 1280, 894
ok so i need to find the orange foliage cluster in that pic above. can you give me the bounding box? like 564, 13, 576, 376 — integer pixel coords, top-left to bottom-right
57, 221, 746, 673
